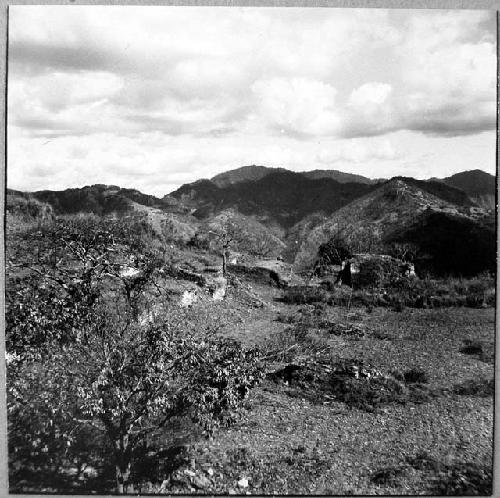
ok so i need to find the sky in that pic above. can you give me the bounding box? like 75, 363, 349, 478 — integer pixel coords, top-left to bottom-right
7, 6, 497, 196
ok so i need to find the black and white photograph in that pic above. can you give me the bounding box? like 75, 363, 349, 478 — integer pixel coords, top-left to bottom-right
4, 4, 497, 495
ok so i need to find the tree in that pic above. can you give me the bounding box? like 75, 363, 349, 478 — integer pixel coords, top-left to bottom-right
315, 233, 352, 276
6, 215, 165, 354
9, 299, 264, 493
7, 215, 265, 493
207, 214, 238, 276
385, 242, 418, 263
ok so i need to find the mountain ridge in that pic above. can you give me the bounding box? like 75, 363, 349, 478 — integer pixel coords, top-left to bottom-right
7, 168, 494, 276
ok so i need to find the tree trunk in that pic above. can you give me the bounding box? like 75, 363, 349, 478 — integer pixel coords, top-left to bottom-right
222, 251, 227, 276
114, 434, 133, 494
116, 461, 132, 494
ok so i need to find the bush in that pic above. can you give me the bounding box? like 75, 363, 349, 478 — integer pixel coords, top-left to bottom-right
402, 368, 429, 384
371, 466, 407, 487
269, 358, 435, 412
282, 286, 328, 305
263, 324, 330, 363
453, 378, 494, 397
315, 235, 352, 274
432, 462, 492, 495
7, 215, 266, 494
333, 273, 495, 310
406, 452, 493, 495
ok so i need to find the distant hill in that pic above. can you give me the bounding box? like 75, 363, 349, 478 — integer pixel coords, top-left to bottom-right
210, 165, 378, 187
8, 166, 494, 277
28, 184, 167, 216
394, 177, 475, 208
301, 169, 377, 184
170, 171, 376, 228
6, 189, 55, 227
211, 165, 288, 188
438, 170, 496, 210
292, 177, 486, 272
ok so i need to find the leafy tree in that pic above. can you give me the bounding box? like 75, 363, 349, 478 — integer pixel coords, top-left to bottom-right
315, 233, 352, 276
7, 214, 265, 493
9, 300, 264, 493
385, 242, 418, 263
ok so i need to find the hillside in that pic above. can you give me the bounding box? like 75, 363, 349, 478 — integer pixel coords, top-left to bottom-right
29, 184, 171, 215
211, 165, 288, 187
169, 171, 376, 227
396, 177, 475, 208
438, 170, 496, 210
210, 165, 376, 188
292, 178, 490, 273
7, 167, 494, 277
387, 211, 496, 276
301, 169, 377, 184
202, 209, 287, 258
6, 189, 55, 228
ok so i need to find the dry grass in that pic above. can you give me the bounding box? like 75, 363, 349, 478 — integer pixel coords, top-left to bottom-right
158, 293, 495, 495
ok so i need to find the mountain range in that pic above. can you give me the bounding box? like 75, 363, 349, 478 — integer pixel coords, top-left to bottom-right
7, 166, 496, 276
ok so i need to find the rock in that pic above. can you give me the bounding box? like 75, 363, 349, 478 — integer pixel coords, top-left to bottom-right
119, 266, 142, 279
210, 276, 227, 301
238, 477, 249, 488
180, 289, 198, 307
191, 474, 211, 489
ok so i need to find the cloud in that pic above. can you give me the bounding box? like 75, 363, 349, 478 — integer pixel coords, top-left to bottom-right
251, 77, 340, 137
349, 82, 393, 107
317, 138, 399, 165
395, 10, 496, 136
7, 7, 496, 193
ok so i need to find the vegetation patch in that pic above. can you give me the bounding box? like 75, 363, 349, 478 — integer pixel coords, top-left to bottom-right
460, 339, 494, 364
431, 462, 493, 496
371, 466, 408, 487
405, 452, 493, 495
282, 285, 329, 305
327, 322, 366, 339
268, 358, 436, 412
452, 378, 494, 397
401, 368, 429, 384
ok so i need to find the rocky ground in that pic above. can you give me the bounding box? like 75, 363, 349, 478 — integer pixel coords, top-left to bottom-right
136, 279, 495, 495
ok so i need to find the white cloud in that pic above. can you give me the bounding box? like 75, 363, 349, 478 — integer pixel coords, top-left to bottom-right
349, 82, 392, 107
317, 138, 398, 165
251, 77, 340, 136
396, 10, 496, 135
7, 7, 496, 193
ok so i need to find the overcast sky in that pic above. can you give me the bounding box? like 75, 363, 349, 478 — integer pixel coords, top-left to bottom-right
8, 6, 497, 196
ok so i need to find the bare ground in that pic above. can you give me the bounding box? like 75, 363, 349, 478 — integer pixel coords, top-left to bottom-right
165, 285, 495, 495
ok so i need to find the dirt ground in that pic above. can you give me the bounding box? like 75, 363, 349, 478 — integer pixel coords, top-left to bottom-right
176, 283, 495, 495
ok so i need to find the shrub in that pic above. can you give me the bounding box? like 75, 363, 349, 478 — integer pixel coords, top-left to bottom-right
316, 235, 352, 270
407, 453, 493, 495
371, 466, 407, 487
460, 340, 484, 356
7, 215, 266, 494
263, 324, 330, 363
432, 462, 492, 495
282, 286, 328, 305
403, 368, 429, 384
453, 378, 494, 397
